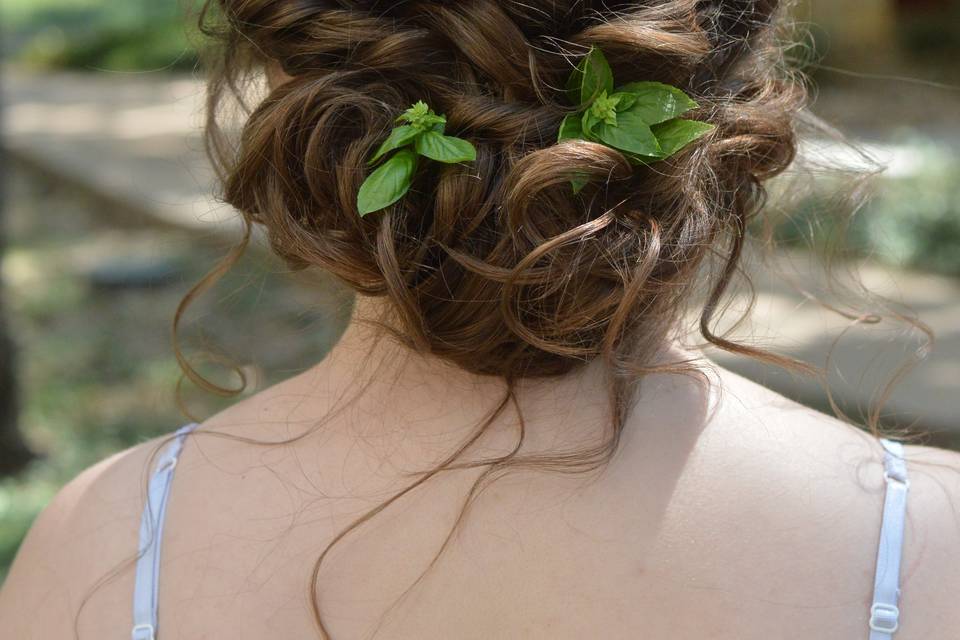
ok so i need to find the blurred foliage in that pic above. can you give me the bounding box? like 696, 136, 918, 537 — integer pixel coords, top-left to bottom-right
20, 21, 198, 72
2, 0, 201, 72
773, 141, 960, 276
0, 168, 351, 582
898, 5, 960, 59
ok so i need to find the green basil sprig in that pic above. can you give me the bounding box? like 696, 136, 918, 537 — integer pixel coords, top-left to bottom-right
559, 47, 715, 192
357, 101, 477, 216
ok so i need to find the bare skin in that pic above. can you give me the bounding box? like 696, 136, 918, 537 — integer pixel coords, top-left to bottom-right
2, 298, 959, 639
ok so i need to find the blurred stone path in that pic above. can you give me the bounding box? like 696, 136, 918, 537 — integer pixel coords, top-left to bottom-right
4, 69, 959, 439
3, 69, 236, 236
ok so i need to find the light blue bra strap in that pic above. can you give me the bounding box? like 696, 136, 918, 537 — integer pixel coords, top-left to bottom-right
131, 423, 198, 640
868, 438, 909, 640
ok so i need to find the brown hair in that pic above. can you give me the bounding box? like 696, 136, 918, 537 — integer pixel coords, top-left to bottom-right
194, 0, 805, 382
176, 1, 916, 637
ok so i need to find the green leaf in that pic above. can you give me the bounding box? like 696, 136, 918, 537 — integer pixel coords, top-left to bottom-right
369, 125, 420, 165
582, 109, 603, 137
357, 149, 418, 216
397, 100, 447, 131
415, 131, 477, 164
594, 110, 661, 156
418, 114, 447, 130
650, 119, 715, 158
571, 174, 589, 194
567, 46, 614, 106
557, 114, 584, 142
617, 82, 698, 125
611, 91, 639, 111
622, 153, 659, 166
397, 101, 430, 124
589, 91, 620, 126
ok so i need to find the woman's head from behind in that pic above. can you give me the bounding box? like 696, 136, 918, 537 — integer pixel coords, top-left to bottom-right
201, 0, 801, 383
188, 4, 825, 637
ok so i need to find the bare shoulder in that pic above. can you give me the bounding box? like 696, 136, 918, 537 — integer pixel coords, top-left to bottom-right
0, 373, 313, 639
896, 442, 960, 637
0, 435, 165, 638
707, 361, 960, 637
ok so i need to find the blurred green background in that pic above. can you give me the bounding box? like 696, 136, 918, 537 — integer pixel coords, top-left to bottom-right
2, 0, 199, 71
1, 0, 959, 583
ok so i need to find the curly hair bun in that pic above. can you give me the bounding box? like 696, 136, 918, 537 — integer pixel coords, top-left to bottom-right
204, 0, 803, 379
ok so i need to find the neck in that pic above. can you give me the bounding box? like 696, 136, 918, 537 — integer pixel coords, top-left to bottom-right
207, 294, 712, 473
303, 295, 697, 444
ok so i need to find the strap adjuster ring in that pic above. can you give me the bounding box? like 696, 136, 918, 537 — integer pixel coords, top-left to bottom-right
869, 602, 900, 633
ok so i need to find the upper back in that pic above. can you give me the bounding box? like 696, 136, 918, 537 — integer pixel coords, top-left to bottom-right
2, 359, 960, 640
